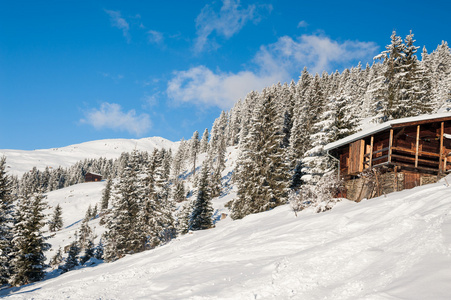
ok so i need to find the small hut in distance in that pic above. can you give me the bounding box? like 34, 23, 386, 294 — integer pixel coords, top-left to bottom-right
325, 113, 451, 201
84, 172, 103, 182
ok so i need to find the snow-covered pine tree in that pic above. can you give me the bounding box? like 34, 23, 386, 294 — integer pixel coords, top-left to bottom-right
200, 128, 209, 153
171, 138, 187, 178
101, 178, 112, 210
104, 150, 145, 261
0, 156, 14, 285
188, 164, 214, 231
227, 99, 242, 146
401, 31, 432, 116
289, 68, 312, 189
373, 30, 406, 121
429, 41, 451, 111
9, 191, 49, 286
301, 97, 342, 185
176, 200, 192, 235
232, 90, 290, 219
189, 131, 200, 176
48, 203, 63, 232
61, 239, 80, 273
172, 179, 186, 202
78, 214, 95, 254
49, 247, 63, 270
208, 111, 228, 198
137, 149, 176, 250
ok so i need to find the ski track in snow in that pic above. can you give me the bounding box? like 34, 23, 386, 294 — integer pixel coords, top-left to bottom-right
1, 146, 451, 299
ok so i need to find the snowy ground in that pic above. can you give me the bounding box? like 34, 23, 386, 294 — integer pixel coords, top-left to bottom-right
2, 141, 451, 299
0, 137, 178, 176
2, 175, 451, 299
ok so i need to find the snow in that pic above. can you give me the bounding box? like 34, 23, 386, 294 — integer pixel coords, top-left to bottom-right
1, 140, 451, 299
0, 136, 179, 176
2, 173, 451, 299
325, 112, 451, 151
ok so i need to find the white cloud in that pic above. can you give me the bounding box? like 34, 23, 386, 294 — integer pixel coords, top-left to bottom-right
105, 10, 130, 42
167, 66, 282, 109
255, 34, 378, 74
81, 102, 151, 136
297, 20, 308, 28
194, 0, 271, 52
167, 34, 378, 109
147, 30, 164, 45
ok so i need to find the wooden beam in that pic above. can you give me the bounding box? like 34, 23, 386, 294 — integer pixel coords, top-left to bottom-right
369, 135, 374, 168
392, 162, 440, 173
391, 146, 441, 158
364, 147, 389, 157
440, 121, 444, 173
391, 154, 440, 166
415, 125, 420, 167
388, 129, 393, 163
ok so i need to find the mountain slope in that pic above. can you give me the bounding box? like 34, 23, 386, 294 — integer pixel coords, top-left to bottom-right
2, 175, 451, 299
0, 137, 179, 176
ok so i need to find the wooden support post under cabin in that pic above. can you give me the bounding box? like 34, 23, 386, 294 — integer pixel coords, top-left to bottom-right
394, 166, 398, 191
415, 125, 420, 168
369, 135, 374, 168
439, 121, 444, 174
374, 169, 380, 197
388, 129, 393, 163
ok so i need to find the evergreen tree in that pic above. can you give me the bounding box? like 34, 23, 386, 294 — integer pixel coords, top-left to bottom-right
171, 139, 187, 178
177, 201, 192, 235
189, 131, 200, 176
78, 215, 95, 253
94, 240, 104, 260
200, 128, 209, 153
101, 178, 112, 210
172, 179, 186, 202
104, 150, 145, 261
189, 165, 214, 231
62, 239, 80, 273
232, 91, 290, 219
208, 111, 228, 198
48, 203, 63, 232
49, 247, 63, 269
0, 156, 14, 285
9, 192, 49, 286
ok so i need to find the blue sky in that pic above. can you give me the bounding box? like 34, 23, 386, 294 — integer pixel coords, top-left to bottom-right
1, 0, 450, 150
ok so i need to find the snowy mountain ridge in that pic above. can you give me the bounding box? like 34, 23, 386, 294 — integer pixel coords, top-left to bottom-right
0, 136, 179, 176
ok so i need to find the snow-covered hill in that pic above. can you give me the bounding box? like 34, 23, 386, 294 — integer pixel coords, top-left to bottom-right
2, 173, 451, 299
0, 137, 179, 176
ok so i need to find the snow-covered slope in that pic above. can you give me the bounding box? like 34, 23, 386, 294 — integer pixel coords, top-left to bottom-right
2, 174, 451, 299
0, 137, 179, 176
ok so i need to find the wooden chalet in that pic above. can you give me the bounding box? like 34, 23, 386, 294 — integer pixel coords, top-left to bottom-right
325, 113, 451, 201
84, 172, 103, 182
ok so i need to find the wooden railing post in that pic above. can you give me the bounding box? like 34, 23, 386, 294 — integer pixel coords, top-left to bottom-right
440, 122, 444, 174
369, 135, 374, 168
388, 129, 393, 163
415, 125, 420, 168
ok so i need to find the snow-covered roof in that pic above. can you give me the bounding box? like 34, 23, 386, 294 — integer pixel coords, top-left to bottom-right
86, 172, 102, 177
325, 113, 451, 152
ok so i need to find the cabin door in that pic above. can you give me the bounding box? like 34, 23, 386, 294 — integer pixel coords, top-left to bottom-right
349, 139, 365, 174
